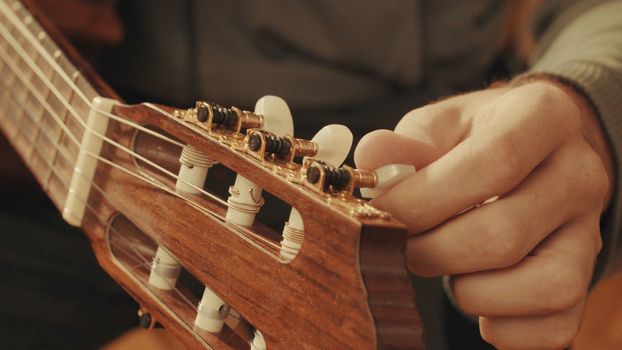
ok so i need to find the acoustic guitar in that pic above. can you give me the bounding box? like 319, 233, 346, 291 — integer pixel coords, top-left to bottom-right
0, 1, 424, 349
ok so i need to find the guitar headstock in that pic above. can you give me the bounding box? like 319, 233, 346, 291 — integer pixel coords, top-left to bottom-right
80, 96, 423, 349
0, 1, 420, 347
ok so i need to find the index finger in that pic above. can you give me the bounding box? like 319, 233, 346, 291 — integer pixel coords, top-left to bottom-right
373, 82, 580, 232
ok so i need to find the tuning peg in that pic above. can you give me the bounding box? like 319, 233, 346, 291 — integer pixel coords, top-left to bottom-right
225, 96, 294, 227
279, 125, 353, 261
254, 95, 294, 137
306, 124, 353, 167
303, 161, 415, 199
359, 164, 416, 198
198, 96, 294, 333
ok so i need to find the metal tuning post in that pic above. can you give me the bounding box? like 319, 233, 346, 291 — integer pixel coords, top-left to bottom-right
245, 129, 317, 163
303, 162, 374, 195
280, 125, 352, 261
178, 101, 263, 133
304, 162, 415, 197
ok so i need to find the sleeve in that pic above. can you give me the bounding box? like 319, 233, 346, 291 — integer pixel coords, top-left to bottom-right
525, 0, 622, 280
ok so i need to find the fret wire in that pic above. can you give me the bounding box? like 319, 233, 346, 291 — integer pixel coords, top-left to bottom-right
0, 44, 81, 147
0, 63, 76, 190
14, 115, 205, 318
27, 86, 53, 162
0, 38, 231, 212
0, 0, 91, 108
0, 19, 86, 144
0, 1, 185, 149
0, 47, 280, 253
0, 3, 283, 254
43, 81, 77, 190
11, 52, 36, 144
0, 3, 207, 311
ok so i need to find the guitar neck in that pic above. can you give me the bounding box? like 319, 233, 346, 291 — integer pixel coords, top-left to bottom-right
0, 0, 116, 211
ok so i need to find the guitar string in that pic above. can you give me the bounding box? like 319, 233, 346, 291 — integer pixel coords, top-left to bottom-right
0, 3, 284, 223
0, 1, 283, 342
0, 0, 185, 149
0, 19, 221, 202
0, 34, 237, 212
0, 57, 281, 261
0, 13, 287, 236
0, 2, 284, 342
0, 5, 283, 249
0, 97, 204, 318
0, 52, 282, 255
0, 91, 244, 348
0, 85, 213, 321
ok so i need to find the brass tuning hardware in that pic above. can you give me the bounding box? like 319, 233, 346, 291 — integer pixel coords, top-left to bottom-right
174, 101, 263, 133
303, 160, 377, 195
245, 129, 318, 163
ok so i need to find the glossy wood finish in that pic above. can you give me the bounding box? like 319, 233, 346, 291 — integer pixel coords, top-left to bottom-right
0, 1, 424, 348
99, 103, 423, 349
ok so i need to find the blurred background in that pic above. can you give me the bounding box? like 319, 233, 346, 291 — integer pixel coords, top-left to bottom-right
1, 1, 620, 349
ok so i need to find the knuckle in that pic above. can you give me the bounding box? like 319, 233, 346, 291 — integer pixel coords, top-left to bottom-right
583, 152, 610, 199
543, 263, 585, 312
525, 82, 581, 135
479, 135, 524, 188
396, 105, 435, 132
475, 214, 526, 268
546, 315, 580, 349
451, 276, 479, 315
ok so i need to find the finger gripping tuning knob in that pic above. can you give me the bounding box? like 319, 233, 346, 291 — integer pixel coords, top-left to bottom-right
359, 164, 416, 198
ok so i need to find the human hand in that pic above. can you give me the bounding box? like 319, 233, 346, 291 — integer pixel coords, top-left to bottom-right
354, 80, 614, 349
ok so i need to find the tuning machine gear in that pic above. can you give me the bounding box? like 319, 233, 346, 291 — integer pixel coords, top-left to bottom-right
304, 160, 415, 198
245, 129, 317, 163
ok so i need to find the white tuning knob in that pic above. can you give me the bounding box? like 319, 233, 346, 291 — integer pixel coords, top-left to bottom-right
307, 124, 353, 167
226, 96, 294, 227
280, 124, 353, 261
359, 164, 416, 199
254, 95, 294, 137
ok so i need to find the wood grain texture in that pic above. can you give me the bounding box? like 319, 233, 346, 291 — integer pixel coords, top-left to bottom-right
93, 103, 424, 349
3, 1, 425, 348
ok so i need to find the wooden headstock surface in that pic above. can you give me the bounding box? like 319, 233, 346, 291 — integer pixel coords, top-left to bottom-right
0, 1, 424, 348
87, 102, 424, 349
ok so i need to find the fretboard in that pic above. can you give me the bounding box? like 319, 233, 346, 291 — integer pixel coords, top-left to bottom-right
0, 0, 102, 211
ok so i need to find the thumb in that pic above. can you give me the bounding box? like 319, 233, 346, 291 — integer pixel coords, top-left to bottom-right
354, 101, 469, 170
